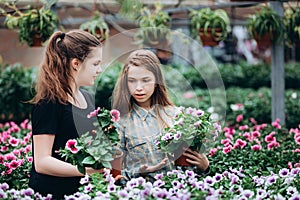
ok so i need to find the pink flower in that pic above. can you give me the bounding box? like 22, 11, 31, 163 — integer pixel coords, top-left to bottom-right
249, 118, 257, 125
288, 162, 293, 169
252, 131, 260, 138
209, 148, 218, 157
267, 141, 280, 150
236, 139, 247, 148
293, 149, 300, 153
236, 114, 243, 123
8, 159, 22, 169
66, 139, 79, 153
110, 109, 120, 122
87, 107, 100, 118
183, 91, 195, 99
223, 145, 232, 154
272, 120, 281, 129
9, 137, 19, 147
243, 132, 251, 141
295, 136, 300, 145
239, 125, 249, 131
251, 144, 262, 151
265, 132, 276, 143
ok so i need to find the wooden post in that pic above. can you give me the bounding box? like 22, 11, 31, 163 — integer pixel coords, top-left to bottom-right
270, 2, 285, 125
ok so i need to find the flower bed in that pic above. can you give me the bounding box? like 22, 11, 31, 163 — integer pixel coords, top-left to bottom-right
0, 118, 299, 199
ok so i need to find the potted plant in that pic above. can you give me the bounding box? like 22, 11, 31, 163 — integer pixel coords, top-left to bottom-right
247, 7, 284, 47
3, 2, 59, 47
134, 3, 171, 47
284, 7, 300, 47
156, 107, 221, 167
59, 107, 121, 177
80, 11, 110, 43
189, 8, 230, 46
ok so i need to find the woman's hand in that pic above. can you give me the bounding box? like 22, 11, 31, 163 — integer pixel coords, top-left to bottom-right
85, 167, 106, 175
183, 148, 209, 172
138, 157, 168, 173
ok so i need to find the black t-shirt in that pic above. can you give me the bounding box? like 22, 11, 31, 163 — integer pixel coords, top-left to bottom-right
29, 90, 96, 199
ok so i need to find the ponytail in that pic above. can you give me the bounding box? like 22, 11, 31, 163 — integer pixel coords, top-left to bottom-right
30, 30, 101, 104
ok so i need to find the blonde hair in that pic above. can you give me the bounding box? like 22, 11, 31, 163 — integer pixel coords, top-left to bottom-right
30, 30, 101, 104
112, 49, 173, 125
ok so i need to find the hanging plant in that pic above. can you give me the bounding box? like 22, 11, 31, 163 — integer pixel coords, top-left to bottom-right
3, 1, 59, 47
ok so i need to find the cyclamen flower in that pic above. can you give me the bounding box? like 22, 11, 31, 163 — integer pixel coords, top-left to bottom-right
65, 139, 79, 153
110, 109, 120, 122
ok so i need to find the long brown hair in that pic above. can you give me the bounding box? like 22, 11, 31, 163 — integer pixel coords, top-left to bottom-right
30, 29, 101, 104
112, 49, 173, 124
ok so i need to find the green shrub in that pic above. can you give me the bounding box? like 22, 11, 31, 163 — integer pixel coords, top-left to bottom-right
0, 63, 36, 123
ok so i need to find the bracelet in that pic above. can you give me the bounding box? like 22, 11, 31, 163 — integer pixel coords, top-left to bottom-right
194, 165, 210, 176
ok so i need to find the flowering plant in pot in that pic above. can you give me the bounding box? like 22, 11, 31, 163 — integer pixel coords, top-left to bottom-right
156, 106, 221, 166
59, 107, 121, 176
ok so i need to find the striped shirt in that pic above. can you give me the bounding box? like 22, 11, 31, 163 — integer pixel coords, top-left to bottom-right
116, 104, 179, 178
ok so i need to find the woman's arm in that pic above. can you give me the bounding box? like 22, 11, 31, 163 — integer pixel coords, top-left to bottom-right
33, 134, 103, 177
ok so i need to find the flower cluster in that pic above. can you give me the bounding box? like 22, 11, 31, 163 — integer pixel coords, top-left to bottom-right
0, 119, 32, 189
209, 115, 300, 175
156, 106, 221, 154
59, 107, 121, 174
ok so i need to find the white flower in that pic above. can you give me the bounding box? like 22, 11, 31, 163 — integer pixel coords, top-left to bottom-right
291, 92, 297, 99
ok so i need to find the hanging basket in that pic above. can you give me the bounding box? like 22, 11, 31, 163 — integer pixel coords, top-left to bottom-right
254, 32, 272, 47
30, 34, 44, 47
199, 28, 221, 47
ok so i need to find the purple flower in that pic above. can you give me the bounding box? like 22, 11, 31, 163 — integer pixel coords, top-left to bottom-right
107, 183, 116, 193
185, 170, 195, 178
279, 168, 289, 177
291, 194, 300, 200
204, 176, 215, 186
126, 178, 138, 189
213, 173, 223, 182
291, 168, 300, 176
287, 186, 297, 195
0, 183, 9, 191
256, 188, 267, 198
196, 109, 204, 116
80, 175, 89, 185
174, 132, 182, 140
20, 188, 34, 196
253, 176, 264, 186
194, 121, 202, 127
241, 190, 254, 198
266, 175, 277, 186
155, 173, 164, 180
141, 188, 150, 197
84, 184, 93, 193
117, 190, 128, 198
0, 190, 7, 199
153, 179, 165, 188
